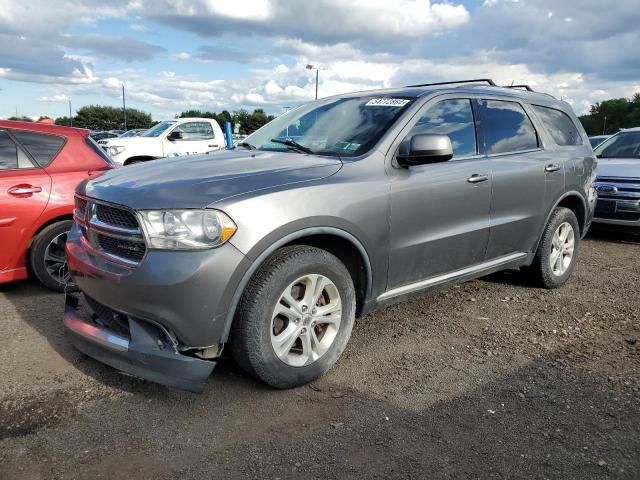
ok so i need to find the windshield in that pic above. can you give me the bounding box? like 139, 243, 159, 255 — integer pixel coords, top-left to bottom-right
589, 136, 607, 148
142, 121, 175, 138
243, 96, 416, 157
594, 131, 640, 159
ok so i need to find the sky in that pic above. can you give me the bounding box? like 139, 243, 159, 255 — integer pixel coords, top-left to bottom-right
0, 0, 638, 121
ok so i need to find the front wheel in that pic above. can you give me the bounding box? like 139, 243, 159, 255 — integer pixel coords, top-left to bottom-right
29, 220, 73, 292
527, 207, 580, 289
231, 245, 356, 389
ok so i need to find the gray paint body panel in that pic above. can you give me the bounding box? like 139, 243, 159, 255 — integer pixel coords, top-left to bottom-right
67, 84, 596, 389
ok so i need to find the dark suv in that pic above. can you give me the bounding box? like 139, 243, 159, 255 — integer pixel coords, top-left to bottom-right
64, 79, 596, 392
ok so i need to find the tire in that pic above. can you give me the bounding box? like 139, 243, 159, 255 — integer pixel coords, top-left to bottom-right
528, 207, 580, 289
231, 245, 356, 389
29, 220, 73, 292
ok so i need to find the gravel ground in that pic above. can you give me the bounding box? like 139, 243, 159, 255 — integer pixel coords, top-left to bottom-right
1, 230, 638, 480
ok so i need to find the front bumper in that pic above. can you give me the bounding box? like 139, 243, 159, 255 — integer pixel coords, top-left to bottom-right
66, 223, 251, 347
64, 293, 215, 392
593, 198, 640, 227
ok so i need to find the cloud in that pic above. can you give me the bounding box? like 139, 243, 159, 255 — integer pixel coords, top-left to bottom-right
129, 23, 150, 33
142, 0, 470, 43
63, 34, 166, 62
1, 0, 639, 119
171, 52, 192, 61
39, 94, 70, 102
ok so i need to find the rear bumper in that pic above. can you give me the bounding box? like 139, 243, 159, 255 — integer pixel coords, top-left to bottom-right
64, 293, 215, 392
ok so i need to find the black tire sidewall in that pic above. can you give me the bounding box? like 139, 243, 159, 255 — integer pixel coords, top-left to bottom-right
234, 247, 356, 388
29, 220, 73, 292
537, 208, 580, 288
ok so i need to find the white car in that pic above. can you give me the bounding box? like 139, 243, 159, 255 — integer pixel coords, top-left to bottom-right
101, 118, 225, 166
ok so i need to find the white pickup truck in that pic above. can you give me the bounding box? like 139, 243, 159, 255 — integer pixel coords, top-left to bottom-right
100, 118, 225, 166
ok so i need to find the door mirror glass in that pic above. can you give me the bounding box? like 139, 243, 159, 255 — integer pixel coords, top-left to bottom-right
397, 134, 453, 167
167, 130, 183, 141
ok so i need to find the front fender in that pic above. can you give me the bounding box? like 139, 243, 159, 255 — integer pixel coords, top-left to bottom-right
220, 224, 374, 343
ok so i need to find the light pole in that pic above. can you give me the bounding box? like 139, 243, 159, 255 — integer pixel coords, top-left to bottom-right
306, 64, 322, 100
68, 99, 73, 127
602, 115, 607, 135
122, 85, 127, 131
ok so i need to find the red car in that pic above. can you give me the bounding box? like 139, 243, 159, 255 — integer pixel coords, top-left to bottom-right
0, 121, 113, 291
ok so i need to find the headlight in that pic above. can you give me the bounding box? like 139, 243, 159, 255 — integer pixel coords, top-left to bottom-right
107, 146, 125, 156
138, 209, 237, 250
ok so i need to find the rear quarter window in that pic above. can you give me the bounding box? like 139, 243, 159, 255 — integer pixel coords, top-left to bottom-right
532, 105, 583, 146
11, 130, 66, 167
85, 136, 115, 166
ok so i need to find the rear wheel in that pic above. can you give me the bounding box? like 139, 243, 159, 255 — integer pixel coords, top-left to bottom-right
527, 207, 580, 288
231, 245, 356, 388
29, 220, 73, 292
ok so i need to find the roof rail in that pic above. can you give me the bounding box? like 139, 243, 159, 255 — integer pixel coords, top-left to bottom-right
507, 85, 535, 92
405, 79, 497, 88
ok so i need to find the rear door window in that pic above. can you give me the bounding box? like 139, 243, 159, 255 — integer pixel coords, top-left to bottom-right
11, 130, 66, 167
408, 98, 478, 158
478, 100, 539, 154
0, 130, 34, 170
532, 105, 583, 146
175, 122, 215, 140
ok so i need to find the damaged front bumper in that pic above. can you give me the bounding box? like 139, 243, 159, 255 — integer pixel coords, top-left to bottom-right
63, 293, 216, 393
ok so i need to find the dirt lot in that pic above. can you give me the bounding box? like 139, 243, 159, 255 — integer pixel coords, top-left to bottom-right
1, 230, 639, 480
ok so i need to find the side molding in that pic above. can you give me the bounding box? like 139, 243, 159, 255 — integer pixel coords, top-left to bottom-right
220, 226, 373, 342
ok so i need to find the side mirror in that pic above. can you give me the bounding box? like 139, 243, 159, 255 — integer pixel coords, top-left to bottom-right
167, 130, 183, 141
396, 134, 453, 167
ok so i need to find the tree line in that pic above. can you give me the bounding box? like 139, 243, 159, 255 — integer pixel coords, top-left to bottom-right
578, 94, 640, 136
12, 94, 639, 136
22, 105, 278, 134
54, 105, 154, 131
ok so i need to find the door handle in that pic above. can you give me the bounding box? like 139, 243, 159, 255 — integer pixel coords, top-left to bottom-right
467, 174, 489, 184
544, 164, 561, 173
208, 144, 219, 148
8, 185, 42, 195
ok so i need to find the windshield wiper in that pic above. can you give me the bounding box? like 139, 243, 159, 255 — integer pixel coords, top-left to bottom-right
269, 138, 314, 154
236, 141, 256, 150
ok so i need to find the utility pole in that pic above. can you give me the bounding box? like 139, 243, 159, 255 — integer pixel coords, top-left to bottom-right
306, 64, 322, 100
122, 84, 127, 131
602, 115, 607, 135
68, 99, 73, 127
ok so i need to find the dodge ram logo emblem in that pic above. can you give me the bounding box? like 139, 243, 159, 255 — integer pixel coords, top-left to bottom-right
596, 184, 618, 194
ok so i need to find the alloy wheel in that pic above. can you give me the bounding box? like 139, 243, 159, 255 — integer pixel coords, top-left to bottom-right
44, 232, 72, 287
270, 274, 342, 367
549, 221, 575, 276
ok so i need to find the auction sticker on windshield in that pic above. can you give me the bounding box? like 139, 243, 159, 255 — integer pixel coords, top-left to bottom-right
365, 98, 411, 107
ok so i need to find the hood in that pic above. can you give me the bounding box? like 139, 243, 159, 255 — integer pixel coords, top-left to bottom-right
596, 158, 640, 179
80, 149, 343, 209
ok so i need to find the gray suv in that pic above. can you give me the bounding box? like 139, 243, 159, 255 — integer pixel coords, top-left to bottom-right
64, 79, 596, 392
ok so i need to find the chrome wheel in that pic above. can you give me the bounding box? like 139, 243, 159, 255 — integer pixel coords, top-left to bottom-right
270, 274, 342, 367
550, 221, 575, 276
44, 232, 71, 286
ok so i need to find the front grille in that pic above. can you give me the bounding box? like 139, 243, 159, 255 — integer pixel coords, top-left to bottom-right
597, 176, 640, 184
76, 197, 147, 265
96, 204, 139, 229
96, 234, 146, 262
84, 294, 130, 336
